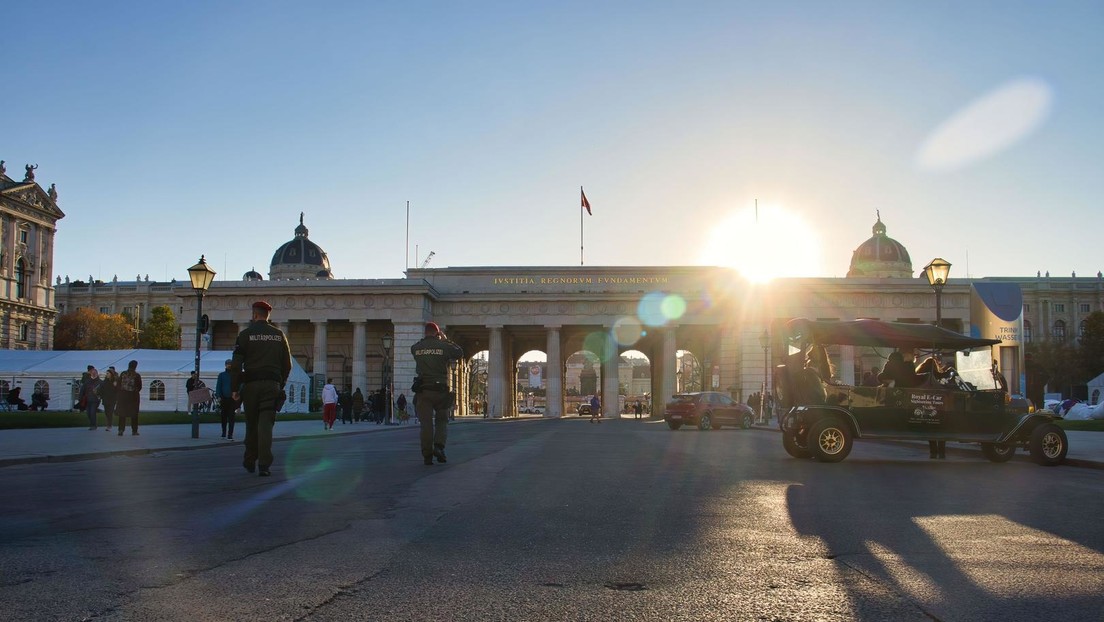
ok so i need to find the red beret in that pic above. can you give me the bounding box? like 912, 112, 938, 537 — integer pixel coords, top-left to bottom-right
425, 322, 441, 335
252, 300, 273, 311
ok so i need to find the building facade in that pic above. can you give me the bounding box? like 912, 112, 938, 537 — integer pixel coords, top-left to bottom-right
53, 214, 1104, 417
1, 161, 63, 350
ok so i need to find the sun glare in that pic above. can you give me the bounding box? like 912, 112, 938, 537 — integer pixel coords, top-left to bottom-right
700, 204, 821, 282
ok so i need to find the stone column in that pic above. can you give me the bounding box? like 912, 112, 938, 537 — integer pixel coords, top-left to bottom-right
352, 321, 367, 394
661, 327, 678, 409
840, 345, 855, 385
312, 320, 328, 382
602, 328, 620, 419
545, 326, 562, 417
487, 326, 506, 419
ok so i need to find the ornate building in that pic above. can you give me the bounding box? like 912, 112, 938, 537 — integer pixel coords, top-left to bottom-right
53, 214, 1103, 417
0, 160, 63, 349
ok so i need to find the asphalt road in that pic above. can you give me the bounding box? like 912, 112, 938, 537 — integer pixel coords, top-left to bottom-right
1, 418, 1102, 621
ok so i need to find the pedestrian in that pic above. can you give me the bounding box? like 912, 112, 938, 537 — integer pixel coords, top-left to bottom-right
589, 394, 601, 423
81, 366, 102, 430
214, 358, 239, 440
100, 366, 119, 431
367, 391, 378, 424
634, 400, 643, 419
352, 387, 365, 422
116, 360, 143, 436
321, 379, 338, 430
396, 392, 408, 424
339, 387, 353, 424
411, 322, 464, 465
230, 300, 292, 478
482, 399, 488, 419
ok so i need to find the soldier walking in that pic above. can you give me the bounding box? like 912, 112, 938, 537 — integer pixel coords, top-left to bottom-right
231, 301, 292, 478
411, 322, 463, 465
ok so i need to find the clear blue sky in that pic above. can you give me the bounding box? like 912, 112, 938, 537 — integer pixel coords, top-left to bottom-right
6, 1, 1102, 283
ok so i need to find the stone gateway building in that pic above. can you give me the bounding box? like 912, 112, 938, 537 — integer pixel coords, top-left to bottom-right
54, 214, 1104, 418
0, 161, 63, 350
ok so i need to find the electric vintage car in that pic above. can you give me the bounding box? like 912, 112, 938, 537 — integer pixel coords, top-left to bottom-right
774, 318, 1069, 466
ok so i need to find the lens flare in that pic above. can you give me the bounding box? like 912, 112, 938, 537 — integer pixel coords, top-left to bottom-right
661, 295, 687, 321
612, 316, 644, 347
582, 331, 613, 362
638, 291, 670, 327
284, 439, 362, 503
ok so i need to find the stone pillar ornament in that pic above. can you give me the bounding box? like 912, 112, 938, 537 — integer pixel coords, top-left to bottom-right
662, 327, 678, 408
352, 321, 367, 395
487, 326, 506, 419
313, 320, 328, 381
545, 326, 562, 417
601, 328, 620, 419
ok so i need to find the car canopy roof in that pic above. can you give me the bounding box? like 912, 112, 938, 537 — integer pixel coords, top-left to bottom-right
784, 318, 1001, 350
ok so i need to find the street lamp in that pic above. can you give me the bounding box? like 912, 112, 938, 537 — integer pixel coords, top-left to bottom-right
187, 255, 216, 439
922, 258, 952, 327
759, 330, 769, 424
381, 334, 393, 424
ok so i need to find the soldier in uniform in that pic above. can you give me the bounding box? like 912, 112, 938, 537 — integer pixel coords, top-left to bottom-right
230, 301, 292, 477
411, 322, 464, 465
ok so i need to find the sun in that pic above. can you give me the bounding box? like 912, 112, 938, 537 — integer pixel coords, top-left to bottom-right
699, 204, 822, 282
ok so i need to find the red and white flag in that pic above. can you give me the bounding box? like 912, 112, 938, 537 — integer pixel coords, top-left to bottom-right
581, 187, 592, 215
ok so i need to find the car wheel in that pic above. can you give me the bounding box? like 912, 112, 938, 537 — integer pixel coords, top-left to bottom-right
698, 413, 712, 431
741, 413, 752, 429
981, 442, 1015, 463
666, 421, 682, 431
1029, 424, 1068, 466
809, 417, 852, 463
782, 430, 811, 459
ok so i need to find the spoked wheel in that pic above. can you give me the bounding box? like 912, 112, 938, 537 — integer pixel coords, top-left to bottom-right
981, 442, 1016, 463
1029, 424, 1068, 466
809, 417, 852, 463
741, 413, 753, 429
698, 413, 712, 431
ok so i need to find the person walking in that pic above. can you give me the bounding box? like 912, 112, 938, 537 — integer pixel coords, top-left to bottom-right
116, 360, 143, 436
589, 394, 601, 423
100, 366, 119, 431
411, 322, 464, 465
81, 366, 102, 430
230, 301, 292, 478
352, 387, 365, 422
214, 358, 239, 440
321, 379, 338, 430
339, 388, 353, 424
396, 392, 408, 424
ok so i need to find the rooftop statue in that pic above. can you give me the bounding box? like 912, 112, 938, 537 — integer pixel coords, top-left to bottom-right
24, 163, 37, 182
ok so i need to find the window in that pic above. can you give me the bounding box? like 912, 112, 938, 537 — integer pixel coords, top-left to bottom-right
33, 380, 49, 399
288, 384, 296, 403
1081, 303, 1091, 313
1053, 320, 1067, 344
1023, 303, 1030, 312
300, 385, 307, 404
15, 259, 27, 299
99, 306, 110, 314
1055, 303, 1065, 313
19, 230, 28, 244
1024, 321, 1032, 343
150, 380, 166, 401
18, 324, 29, 341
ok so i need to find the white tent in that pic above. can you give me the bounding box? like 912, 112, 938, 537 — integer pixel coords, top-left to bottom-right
1087, 372, 1104, 406
0, 350, 310, 414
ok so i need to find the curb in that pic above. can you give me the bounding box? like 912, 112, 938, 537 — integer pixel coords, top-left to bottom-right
0, 417, 554, 469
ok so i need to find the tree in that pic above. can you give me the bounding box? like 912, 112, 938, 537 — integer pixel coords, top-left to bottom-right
1077, 311, 1104, 382
140, 305, 181, 350
1026, 340, 1079, 398
54, 309, 133, 350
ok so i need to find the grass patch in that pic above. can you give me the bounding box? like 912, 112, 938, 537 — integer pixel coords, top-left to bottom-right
0, 410, 320, 429
1057, 419, 1104, 432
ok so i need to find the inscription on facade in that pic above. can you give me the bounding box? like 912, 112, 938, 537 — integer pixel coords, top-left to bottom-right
491, 275, 670, 286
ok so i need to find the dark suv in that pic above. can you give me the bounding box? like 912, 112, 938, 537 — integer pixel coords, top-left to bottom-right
664, 391, 755, 431
775, 318, 1068, 465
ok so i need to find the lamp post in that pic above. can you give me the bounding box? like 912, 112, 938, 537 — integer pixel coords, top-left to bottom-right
759, 330, 769, 424
187, 255, 216, 439
381, 334, 393, 425
922, 258, 952, 328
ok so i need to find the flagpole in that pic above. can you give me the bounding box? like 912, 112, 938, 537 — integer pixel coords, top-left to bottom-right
580, 186, 584, 266
405, 200, 410, 272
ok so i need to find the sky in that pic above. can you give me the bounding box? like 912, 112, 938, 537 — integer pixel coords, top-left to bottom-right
5, 1, 1102, 284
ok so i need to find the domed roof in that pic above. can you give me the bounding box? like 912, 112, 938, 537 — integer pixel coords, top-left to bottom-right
269, 213, 332, 280
243, 268, 264, 281
847, 213, 913, 278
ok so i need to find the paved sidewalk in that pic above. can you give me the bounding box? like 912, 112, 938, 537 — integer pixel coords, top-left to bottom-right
0, 415, 544, 468
751, 420, 1104, 469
